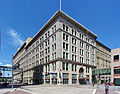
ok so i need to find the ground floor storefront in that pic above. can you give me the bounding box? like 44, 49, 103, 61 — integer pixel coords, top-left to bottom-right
13, 61, 94, 85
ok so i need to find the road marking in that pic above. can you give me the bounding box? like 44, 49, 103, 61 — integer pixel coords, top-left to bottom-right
17, 88, 34, 94
115, 91, 120, 94
92, 89, 96, 94
12, 88, 16, 91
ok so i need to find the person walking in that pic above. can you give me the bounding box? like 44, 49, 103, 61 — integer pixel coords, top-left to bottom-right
92, 82, 95, 88
105, 83, 109, 94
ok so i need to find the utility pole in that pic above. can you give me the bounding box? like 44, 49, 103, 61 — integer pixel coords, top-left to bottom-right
12, 55, 14, 88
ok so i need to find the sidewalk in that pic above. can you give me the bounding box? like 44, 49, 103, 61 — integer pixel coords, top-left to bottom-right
95, 89, 119, 94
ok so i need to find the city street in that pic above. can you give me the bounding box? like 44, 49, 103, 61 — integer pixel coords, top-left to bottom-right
0, 85, 120, 94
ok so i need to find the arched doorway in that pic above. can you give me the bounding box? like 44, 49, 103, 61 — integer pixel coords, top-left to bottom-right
79, 67, 85, 84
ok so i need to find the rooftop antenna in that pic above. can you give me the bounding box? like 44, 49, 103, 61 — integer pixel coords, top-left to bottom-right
60, 0, 61, 11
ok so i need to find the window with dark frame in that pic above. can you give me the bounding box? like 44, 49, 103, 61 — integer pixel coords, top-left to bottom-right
114, 55, 119, 62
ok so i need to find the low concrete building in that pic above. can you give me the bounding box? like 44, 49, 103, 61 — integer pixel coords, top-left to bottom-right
111, 48, 120, 86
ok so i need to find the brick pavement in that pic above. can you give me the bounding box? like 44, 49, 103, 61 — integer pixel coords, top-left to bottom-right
95, 89, 119, 94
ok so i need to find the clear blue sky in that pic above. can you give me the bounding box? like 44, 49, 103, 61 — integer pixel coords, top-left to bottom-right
0, 0, 120, 69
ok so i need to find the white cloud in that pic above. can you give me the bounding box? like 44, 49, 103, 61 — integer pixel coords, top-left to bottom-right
7, 28, 24, 47
4, 64, 12, 67
0, 62, 2, 65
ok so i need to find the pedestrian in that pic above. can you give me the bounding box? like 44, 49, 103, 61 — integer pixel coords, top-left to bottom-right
105, 83, 109, 94
93, 82, 95, 88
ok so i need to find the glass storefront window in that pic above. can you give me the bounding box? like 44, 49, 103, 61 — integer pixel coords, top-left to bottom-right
72, 79, 77, 84
63, 79, 69, 84
114, 69, 120, 74
114, 78, 120, 85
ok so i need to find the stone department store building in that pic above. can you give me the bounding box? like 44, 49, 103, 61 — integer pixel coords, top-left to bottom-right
12, 10, 111, 85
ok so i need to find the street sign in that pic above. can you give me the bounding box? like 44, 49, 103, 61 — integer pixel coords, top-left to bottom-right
0, 72, 2, 76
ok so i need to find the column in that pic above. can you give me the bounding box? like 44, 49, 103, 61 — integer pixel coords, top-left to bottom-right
69, 63, 72, 85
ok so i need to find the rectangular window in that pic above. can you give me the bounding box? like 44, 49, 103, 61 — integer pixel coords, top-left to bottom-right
45, 57, 47, 63
72, 64, 74, 71
66, 34, 68, 41
114, 55, 119, 62
42, 58, 44, 63
48, 55, 50, 62
66, 63, 68, 70
63, 42, 65, 49
45, 33, 47, 39
46, 65, 47, 72
42, 36, 44, 41
45, 41, 47, 46
72, 29, 74, 35
86, 45, 89, 51
52, 63, 54, 71
52, 45, 54, 51
63, 24, 65, 30
52, 27, 54, 33
114, 78, 120, 85
75, 55, 77, 61
63, 52, 65, 59
80, 41, 84, 48
66, 43, 68, 50
80, 57, 84, 63
54, 34, 56, 40
48, 39, 50, 45
54, 25, 56, 31
66, 26, 68, 31
63, 33, 68, 41
66, 53, 68, 60
62, 62, 65, 70
75, 65, 77, 71
63, 33, 65, 40
48, 64, 50, 71
72, 46, 74, 52
52, 36, 54, 42
114, 69, 120, 74
75, 31, 77, 36
48, 31, 50, 37
45, 49, 47, 54
40, 38, 41, 42
40, 52, 42, 57
54, 43, 56, 50
54, 52, 56, 59
86, 67, 88, 73
48, 47, 50, 53
72, 54, 74, 61
75, 47, 76, 53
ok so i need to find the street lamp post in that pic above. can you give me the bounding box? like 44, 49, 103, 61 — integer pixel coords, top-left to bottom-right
97, 63, 99, 88
12, 55, 14, 88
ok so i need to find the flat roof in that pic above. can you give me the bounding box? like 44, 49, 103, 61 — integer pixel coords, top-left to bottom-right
96, 40, 111, 51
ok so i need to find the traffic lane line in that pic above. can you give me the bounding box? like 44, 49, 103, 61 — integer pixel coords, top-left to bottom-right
115, 91, 120, 94
92, 89, 96, 94
6, 89, 33, 94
